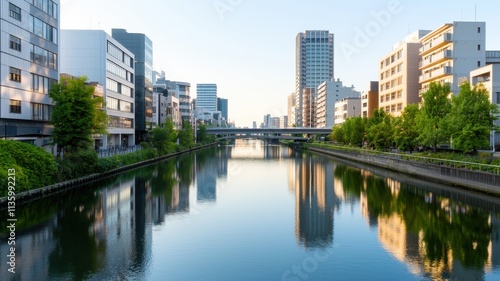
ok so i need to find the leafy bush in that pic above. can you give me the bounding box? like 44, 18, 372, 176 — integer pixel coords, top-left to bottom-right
0, 140, 57, 196
57, 149, 98, 181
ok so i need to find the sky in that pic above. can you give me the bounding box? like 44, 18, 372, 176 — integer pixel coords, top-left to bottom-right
60, 0, 500, 128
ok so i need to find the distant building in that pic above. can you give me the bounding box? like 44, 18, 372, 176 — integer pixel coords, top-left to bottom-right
1, 0, 59, 148
295, 30, 334, 126
419, 22, 486, 95
156, 78, 192, 125
379, 30, 430, 116
217, 97, 228, 121
334, 97, 361, 125
280, 116, 289, 128
196, 84, 217, 111
253, 121, 257, 129
361, 81, 379, 118
60, 29, 135, 148
288, 93, 295, 126
302, 88, 316, 128
317, 79, 359, 128
270, 117, 280, 128
263, 114, 271, 128
112, 29, 154, 144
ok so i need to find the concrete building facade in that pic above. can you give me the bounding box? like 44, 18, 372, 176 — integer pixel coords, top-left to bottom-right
60, 29, 135, 148
361, 81, 379, 118
419, 22, 486, 95
334, 97, 361, 125
379, 30, 429, 116
1, 0, 59, 148
316, 79, 359, 128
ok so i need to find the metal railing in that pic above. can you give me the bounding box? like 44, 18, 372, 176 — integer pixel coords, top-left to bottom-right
97, 145, 142, 158
310, 143, 500, 175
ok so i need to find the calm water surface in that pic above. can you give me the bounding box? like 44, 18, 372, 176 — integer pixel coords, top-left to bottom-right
2, 140, 500, 281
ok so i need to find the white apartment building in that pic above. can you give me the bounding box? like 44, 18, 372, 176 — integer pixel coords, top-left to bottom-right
379, 30, 430, 116
317, 79, 360, 128
419, 21, 486, 95
334, 97, 361, 125
152, 83, 181, 130
1, 0, 59, 148
470, 64, 500, 151
60, 30, 135, 148
280, 115, 288, 129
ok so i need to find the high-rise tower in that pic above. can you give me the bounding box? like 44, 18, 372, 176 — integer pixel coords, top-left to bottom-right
295, 30, 334, 127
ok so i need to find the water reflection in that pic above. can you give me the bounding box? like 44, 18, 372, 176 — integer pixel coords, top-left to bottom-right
2, 143, 500, 280
289, 154, 340, 248
332, 164, 500, 280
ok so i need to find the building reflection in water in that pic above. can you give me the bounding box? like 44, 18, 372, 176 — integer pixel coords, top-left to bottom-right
332, 165, 500, 280
289, 154, 340, 248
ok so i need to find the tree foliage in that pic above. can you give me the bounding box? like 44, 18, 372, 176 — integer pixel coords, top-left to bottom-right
446, 82, 499, 153
49, 76, 107, 154
393, 104, 420, 152
178, 120, 194, 149
366, 109, 394, 150
416, 82, 451, 152
150, 119, 177, 155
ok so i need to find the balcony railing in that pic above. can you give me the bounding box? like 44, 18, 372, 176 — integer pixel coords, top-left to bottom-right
420, 50, 452, 69
419, 66, 453, 83
420, 33, 453, 54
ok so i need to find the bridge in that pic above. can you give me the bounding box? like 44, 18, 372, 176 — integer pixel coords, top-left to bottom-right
206, 127, 332, 141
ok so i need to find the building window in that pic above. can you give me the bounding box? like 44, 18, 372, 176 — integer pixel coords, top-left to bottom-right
10, 100, 21, 113
31, 73, 56, 94
497, 92, 500, 104
106, 97, 119, 110
478, 27, 481, 33
9, 35, 21, 51
32, 103, 51, 120
9, 67, 21, 82
478, 61, 481, 67
478, 44, 481, 51
9, 3, 21, 21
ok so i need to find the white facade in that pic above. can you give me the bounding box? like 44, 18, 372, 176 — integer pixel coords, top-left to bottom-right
280, 115, 289, 129
334, 97, 361, 125
317, 79, 360, 128
196, 83, 217, 111
60, 30, 135, 148
1, 0, 59, 148
152, 83, 181, 130
419, 22, 486, 95
295, 30, 334, 126
470, 64, 500, 151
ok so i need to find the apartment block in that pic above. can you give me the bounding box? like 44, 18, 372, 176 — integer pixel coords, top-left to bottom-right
419, 22, 486, 95
379, 30, 429, 116
1, 0, 59, 148
334, 97, 361, 125
317, 79, 359, 128
60, 30, 135, 148
470, 64, 500, 150
361, 81, 379, 118
196, 84, 217, 111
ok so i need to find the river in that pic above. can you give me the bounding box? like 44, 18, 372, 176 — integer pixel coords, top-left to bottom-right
1, 139, 500, 280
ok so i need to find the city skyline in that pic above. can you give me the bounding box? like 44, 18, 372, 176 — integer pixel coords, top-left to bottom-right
61, 0, 500, 127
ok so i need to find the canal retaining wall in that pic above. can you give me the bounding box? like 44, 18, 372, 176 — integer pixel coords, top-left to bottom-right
0, 144, 215, 207
308, 146, 500, 196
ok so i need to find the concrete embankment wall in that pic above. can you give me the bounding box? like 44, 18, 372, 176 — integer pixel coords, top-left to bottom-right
0, 144, 215, 206
308, 146, 500, 196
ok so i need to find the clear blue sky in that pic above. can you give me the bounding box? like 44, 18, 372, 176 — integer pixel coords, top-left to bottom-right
60, 0, 500, 128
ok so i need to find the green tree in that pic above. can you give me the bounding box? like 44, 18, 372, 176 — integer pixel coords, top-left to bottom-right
393, 104, 420, 152
416, 82, 451, 152
345, 116, 366, 147
178, 120, 194, 149
446, 82, 499, 153
150, 119, 177, 155
331, 124, 346, 144
49, 76, 107, 155
366, 109, 394, 150
196, 123, 209, 143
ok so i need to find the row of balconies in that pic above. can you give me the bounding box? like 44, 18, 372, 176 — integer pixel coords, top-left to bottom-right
419, 66, 453, 83
420, 49, 453, 69
420, 33, 453, 55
